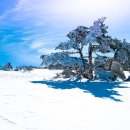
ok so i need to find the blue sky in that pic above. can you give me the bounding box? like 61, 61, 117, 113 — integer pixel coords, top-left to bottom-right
0, 0, 130, 66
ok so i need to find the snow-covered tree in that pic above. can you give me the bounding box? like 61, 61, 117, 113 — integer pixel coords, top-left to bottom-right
93, 36, 130, 80
85, 17, 109, 79
41, 17, 130, 81
111, 39, 130, 70
41, 17, 109, 79
41, 26, 90, 77
55, 26, 90, 71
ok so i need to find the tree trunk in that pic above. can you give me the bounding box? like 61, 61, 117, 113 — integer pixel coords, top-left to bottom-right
79, 49, 85, 71
88, 43, 93, 79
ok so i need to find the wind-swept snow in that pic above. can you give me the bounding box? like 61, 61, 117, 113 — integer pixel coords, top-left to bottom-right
0, 69, 130, 130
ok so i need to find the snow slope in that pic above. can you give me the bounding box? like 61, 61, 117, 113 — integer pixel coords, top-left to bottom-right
0, 69, 130, 130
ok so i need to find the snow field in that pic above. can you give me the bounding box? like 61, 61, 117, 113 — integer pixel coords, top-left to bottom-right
0, 69, 130, 130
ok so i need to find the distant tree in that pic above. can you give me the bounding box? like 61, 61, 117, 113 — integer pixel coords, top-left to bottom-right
14, 65, 38, 71
3, 62, 13, 71
0, 65, 2, 70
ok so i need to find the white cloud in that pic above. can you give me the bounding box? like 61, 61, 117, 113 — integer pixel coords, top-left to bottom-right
38, 48, 60, 55
3, 0, 128, 47
29, 40, 61, 55
13, 0, 130, 26
30, 40, 46, 50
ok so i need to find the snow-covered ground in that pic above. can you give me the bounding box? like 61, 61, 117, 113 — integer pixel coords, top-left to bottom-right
0, 69, 130, 130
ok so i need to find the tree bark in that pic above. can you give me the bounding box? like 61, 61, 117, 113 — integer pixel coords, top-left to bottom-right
79, 49, 85, 71
88, 43, 93, 79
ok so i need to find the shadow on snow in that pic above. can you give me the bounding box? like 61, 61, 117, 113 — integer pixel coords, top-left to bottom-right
31, 80, 129, 102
